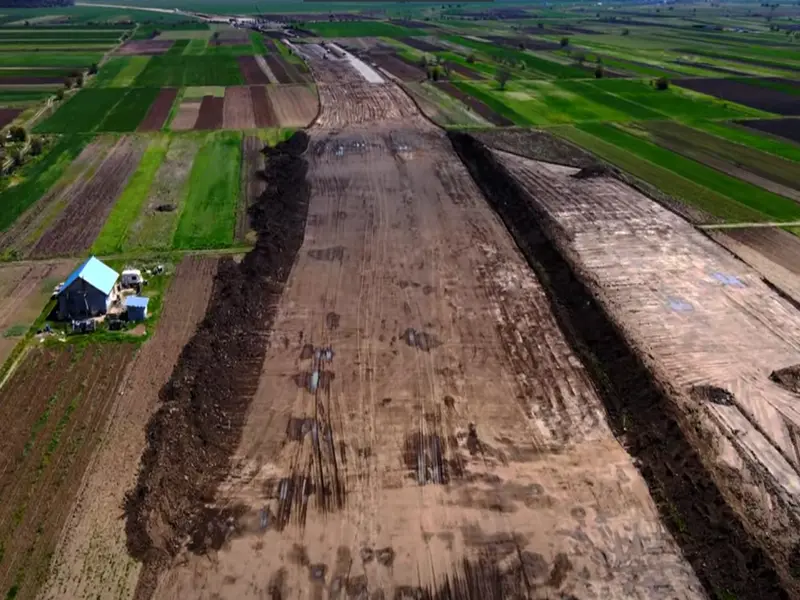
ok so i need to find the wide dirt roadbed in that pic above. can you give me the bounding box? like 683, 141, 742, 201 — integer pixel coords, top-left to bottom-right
39, 257, 219, 600
496, 152, 800, 596
149, 69, 702, 599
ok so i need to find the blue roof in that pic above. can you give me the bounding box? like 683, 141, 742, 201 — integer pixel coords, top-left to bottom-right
61, 256, 118, 296
125, 296, 150, 309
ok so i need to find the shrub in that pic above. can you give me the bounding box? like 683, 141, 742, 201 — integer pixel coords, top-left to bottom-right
560, 36, 570, 47
654, 76, 670, 90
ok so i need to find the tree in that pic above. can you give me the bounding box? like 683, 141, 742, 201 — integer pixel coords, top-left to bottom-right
466, 53, 476, 64
622, 28, 630, 36
560, 36, 570, 47
573, 51, 587, 65
56, 88, 64, 101
8, 126, 26, 143
654, 76, 669, 90
30, 136, 43, 156
496, 67, 511, 90
89, 63, 98, 75
75, 73, 84, 88
595, 64, 604, 78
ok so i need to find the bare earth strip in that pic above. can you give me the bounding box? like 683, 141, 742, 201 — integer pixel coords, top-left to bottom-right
266, 84, 318, 128
169, 101, 200, 131
254, 54, 278, 83
0, 137, 116, 258
149, 60, 703, 600
236, 135, 266, 242
0, 260, 74, 364
40, 256, 219, 600
124, 136, 199, 251
497, 152, 800, 594
223, 86, 256, 130
30, 137, 146, 258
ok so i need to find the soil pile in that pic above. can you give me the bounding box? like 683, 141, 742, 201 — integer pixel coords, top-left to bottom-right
124, 132, 311, 599
771, 365, 800, 395
447, 130, 788, 600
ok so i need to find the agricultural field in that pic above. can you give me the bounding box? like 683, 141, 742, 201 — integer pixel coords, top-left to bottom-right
2, 3, 800, 600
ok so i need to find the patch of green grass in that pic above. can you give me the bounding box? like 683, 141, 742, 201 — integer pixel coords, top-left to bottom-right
202, 43, 255, 57
0, 135, 90, 231
182, 38, 207, 55
183, 86, 224, 99
250, 31, 267, 54
90, 57, 128, 87
304, 21, 420, 38
133, 55, 243, 86
565, 122, 800, 222
109, 56, 151, 87
92, 135, 170, 255
0, 89, 52, 104
0, 52, 103, 68
556, 80, 666, 120
97, 87, 161, 132
452, 81, 532, 125
690, 120, 800, 163
173, 131, 241, 250
165, 39, 190, 55
33, 88, 126, 133
3, 324, 28, 338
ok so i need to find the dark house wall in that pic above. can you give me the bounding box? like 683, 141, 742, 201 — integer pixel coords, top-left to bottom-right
58, 279, 109, 320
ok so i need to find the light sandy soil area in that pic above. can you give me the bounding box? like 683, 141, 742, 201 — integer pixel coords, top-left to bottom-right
147, 61, 703, 600
39, 257, 219, 600
497, 152, 800, 595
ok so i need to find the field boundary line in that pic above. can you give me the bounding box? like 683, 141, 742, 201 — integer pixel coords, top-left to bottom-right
698, 220, 800, 229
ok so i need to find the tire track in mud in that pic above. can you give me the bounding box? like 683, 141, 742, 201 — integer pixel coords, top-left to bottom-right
123, 133, 312, 600
448, 130, 788, 600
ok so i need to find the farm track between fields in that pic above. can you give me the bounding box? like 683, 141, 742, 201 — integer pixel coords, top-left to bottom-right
120, 56, 716, 600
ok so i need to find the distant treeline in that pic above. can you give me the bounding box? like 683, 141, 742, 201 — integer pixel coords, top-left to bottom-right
0, 0, 74, 7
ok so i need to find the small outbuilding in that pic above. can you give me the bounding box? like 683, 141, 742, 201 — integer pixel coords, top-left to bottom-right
58, 256, 119, 321
125, 295, 149, 322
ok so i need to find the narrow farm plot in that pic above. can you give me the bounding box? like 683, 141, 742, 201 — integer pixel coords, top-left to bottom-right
739, 118, 800, 145
133, 56, 244, 87
93, 57, 151, 88
173, 131, 242, 249
137, 87, 178, 131
168, 99, 200, 131
30, 136, 147, 258
0, 343, 137, 600
194, 95, 224, 130
266, 84, 318, 127
39, 257, 219, 600
691, 120, 800, 163
0, 261, 74, 365
124, 135, 200, 251
237, 55, 270, 84
250, 86, 279, 127
675, 77, 798, 115
33, 88, 127, 133
403, 81, 492, 127
237, 134, 266, 242
222, 85, 256, 129
91, 135, 170, 255
97, 87, 162, 132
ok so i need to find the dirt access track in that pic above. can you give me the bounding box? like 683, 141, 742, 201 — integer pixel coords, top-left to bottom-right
135, 54, 706, 599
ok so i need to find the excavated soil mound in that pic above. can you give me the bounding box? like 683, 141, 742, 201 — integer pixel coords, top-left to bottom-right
124, 132, 311, 599
447, 130, 787, 600
771, 365, 800, 395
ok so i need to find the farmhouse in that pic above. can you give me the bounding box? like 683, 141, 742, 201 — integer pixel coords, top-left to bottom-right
57, 256, 119, 321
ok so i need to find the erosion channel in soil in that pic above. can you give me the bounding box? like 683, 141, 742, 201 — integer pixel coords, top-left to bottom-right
124, 132, 311, 600
448, 131, 788, 600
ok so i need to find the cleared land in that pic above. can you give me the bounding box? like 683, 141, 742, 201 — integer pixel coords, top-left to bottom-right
30, 136, 146, 258
495, 150, 800, 598
137, 88, 178, 131
266, 84, 317, 127
130, 56, 705, 600
169, 99, 200, 131
0, 343, 137, 600
39, 257, 219, 600
676, 77, 798, 115
0, 261, 73, 365
237, 55, 270, 85
222, 85, 256, 130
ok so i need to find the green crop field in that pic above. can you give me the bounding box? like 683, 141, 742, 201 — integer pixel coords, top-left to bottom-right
92, 135, 170, 255
303, 21, 421, 37
564, 122, 800, 222
0, 52, 103, 68
251, 32, 268, 54
0, 89, 54, 104
183, 38, 207, 55
34, 88, 126, 133
0, 135, 90, 232
173, 131, 242, 249
97, 87, 161, 132
165, 39, 190, 55
133, 55, 243, 86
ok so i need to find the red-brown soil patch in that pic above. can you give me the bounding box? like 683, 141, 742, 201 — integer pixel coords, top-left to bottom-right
30, 137, 146, 258
485, 35, 560, 51
38, 256, 219, 600
117, 40, 173, 56
738, 117, 800, 143
265, 53, 292, 83
0, 76, 63, 85
238, 55, 270, 85
675, 78, 800, 115
250, 85, 278, 127
0, 107, 21, 127
369, 51, 424, 81
137, 88, 178, 132
266, 84, 318, 127
399, 36, 443, 52
0, 343, 136, 600
433, 81, 513, 126
194, 95, 224, 130
223, 86, 256, 129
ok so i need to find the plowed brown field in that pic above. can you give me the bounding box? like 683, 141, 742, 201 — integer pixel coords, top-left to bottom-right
194, 96, 224, 130
30, 136, 146, 258
266, 84, 317, 127
169, 100, 200, 131
0, 343, 136, 600
249, 86, 277, 127
0, 260, 73, 364
137, 88, 178, 132
222, 86, 256, 129
39, 257, 219, 600
139, 55, 705, 600
238, 56, 270, 85
237, 135, 266, 241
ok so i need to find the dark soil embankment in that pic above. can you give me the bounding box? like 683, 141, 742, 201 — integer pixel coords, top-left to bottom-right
124, 132, 311, 600
447, 131, 788, 600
